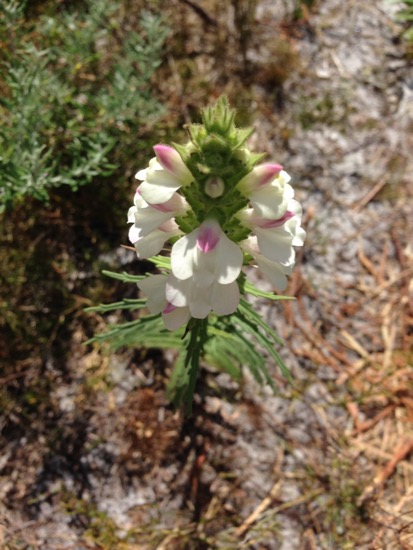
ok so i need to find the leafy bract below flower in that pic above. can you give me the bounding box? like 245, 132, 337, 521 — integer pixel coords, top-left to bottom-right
128, 101, 306, 331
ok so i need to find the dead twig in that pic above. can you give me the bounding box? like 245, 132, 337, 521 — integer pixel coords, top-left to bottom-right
358, 438, 413, 506
235, 480, 283, 537
177, 0, 217, 27
347, 401, 396, 434
352, 176, 388, 212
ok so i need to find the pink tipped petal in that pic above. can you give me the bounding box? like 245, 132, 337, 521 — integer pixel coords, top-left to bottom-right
133, 206, 173, 237
237, 163, 283, 195
154, 145, 180, 173
151, 202, 172, 213
286, 198, 302, 218
259, 210, 295, 229
254, 163, 284, 186
196, 221, 221, 253
163, 302, 176, 314
163, 306, 191, 331
165, 192, 188, 211
154, 144, 192, 182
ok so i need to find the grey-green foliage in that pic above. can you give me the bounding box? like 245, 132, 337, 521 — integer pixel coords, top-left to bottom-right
0, 0, 169, 211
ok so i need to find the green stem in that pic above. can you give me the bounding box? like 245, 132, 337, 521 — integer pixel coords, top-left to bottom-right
184, 318, 208, 414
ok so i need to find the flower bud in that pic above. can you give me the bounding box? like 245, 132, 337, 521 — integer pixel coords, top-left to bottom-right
205, 176, 225, 198
153, 144, 193, 183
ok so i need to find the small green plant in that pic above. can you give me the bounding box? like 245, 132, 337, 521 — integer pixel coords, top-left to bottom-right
286, 0, 316, 21
0, 0, 169, 211
396, 0, 413, 43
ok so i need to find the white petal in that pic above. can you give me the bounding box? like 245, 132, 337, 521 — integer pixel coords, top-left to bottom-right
292, 225, 306, 247
284, 181, 295, 200
134, 230, 173, 259
239, 235, 260, 257
283, 214, 306, 246
127, 206, 137, 223
249, 187, 288, 219
277, 170, 291, 185
159, 219, 180, 233
135, 158, 160, 180
128, 224, 142, 244
138, 179, 180, 205
211, 281, 240, 315
135, 167, 148, 180
255, 256, 292, 291
236, 207, 255, 228
137, 275, 167, 314
165, 275, 191, 307
133, 205, 172, 237
133, 191, 147, 209
193, 263, 216, 287
215, 234, 243, 284
188, 288, 212, 319
162, 192, 188, 212
255, 227, 295, 265
163, 306, 191, 331
171, 230, 198, 280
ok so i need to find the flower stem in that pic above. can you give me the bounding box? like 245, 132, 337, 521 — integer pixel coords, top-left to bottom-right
184, 317, 209, 414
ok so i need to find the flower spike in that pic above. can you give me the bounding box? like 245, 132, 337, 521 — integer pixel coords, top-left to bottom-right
91, 97, 307, 411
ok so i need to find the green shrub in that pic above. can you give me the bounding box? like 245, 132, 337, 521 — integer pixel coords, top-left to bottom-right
397, 0, 413, 43
0, 0, 169, 211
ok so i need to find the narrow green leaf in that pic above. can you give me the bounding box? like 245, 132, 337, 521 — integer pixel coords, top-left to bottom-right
85, 298, 147, 313
147, 255, 171, 270
238, 298, 284, 346
102, 270, 145, 283
243, 279, 296, 301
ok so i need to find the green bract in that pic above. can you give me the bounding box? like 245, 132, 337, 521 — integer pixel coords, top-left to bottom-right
174, 97, 264, 237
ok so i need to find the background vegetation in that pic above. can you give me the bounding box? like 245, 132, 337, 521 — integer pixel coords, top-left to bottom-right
0, 0, 412, 549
